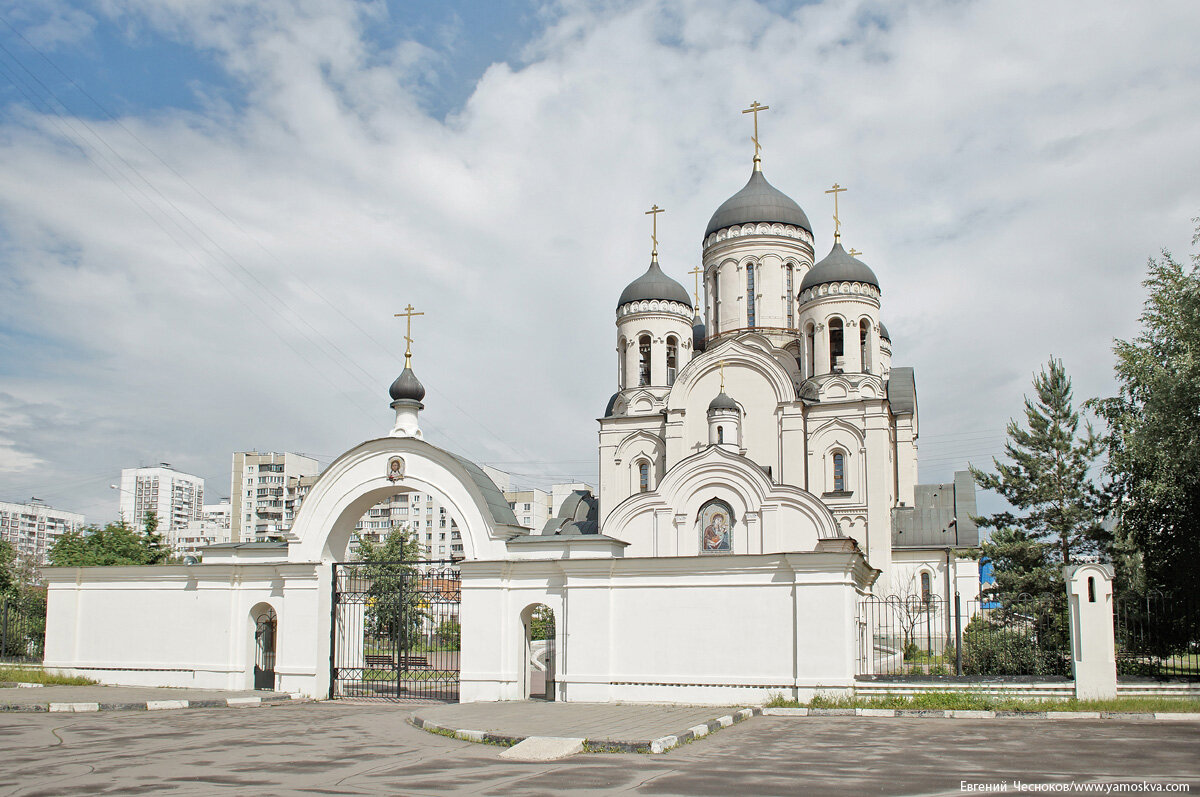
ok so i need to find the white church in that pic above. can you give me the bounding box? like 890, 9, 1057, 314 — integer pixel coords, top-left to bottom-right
43, 111, 980, 705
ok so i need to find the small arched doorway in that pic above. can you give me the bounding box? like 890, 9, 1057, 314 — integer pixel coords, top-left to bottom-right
252, 604, 277, 691
521, 603, 556, 701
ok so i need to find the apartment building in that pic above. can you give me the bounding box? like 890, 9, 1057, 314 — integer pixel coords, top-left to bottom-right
169, 500, 233, 558
0, 499, 85, 565
118, 466, 204, 535
230, 452, 318, 542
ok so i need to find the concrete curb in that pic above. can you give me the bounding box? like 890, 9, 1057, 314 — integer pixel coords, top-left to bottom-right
410, 706, 764, 754
0, 693, 307, 713
760, 707, 1200, 721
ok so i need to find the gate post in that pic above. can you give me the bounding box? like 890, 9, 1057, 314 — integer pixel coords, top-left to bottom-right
1063, 564, 1117, 700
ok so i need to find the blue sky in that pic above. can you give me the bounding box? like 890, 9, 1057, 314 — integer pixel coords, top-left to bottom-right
0, 0, 1197, 526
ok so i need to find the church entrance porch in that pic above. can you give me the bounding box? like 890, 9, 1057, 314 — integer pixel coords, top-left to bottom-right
330, 560, 462, 702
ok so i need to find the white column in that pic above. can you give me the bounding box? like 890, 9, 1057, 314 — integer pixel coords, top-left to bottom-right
1064, 564, 1118, 700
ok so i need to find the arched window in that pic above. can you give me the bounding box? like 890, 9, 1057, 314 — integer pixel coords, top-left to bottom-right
920, 571, 932, 604
746, 263, 756, 327
638, 335, 651, 386
860, 320, 871, 373
829, 318, 844, 370
618, 337, 626, 389
786, 264, 795, 328
717, 426, 724, 444
805, 323, 816, 378
711, 270, 720, 333
666, 336, 678, 385
833, 452, 845, 492
638, 461, 650, 492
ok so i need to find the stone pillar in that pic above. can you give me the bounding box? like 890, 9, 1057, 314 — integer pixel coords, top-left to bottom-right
1064, 564, 1117, 700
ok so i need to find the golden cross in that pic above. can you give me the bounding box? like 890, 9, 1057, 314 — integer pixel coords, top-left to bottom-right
825, 183, 848, 241
719, 360, 726, 392
393, 303, 424, 367
742, 101, 770, 164
645, 204, 665, 257
688, 266, 703, 305
848, 247, 863, 257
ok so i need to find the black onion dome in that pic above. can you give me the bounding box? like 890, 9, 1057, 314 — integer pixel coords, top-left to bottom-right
705, 169, 812, 238
692, 311, 707, 353
708, 391, 738, 412
389, 366, 425, 402
799, 242, 880, 292
617, 258, 692, 310
879, 322, 891, 341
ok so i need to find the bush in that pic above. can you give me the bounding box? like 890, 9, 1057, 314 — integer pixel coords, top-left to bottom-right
436, 619, 461, 652
960, 616, 1069, 676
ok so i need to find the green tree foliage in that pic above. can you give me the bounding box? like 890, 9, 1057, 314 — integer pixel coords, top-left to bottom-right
355, 526, 425, 652
48, 519, 169, 567
1091, 222, 1200, 595
970, 358, 1106, 597
0, 539, 14, 596
529, 604, 555, 641
140, 511, 169, 565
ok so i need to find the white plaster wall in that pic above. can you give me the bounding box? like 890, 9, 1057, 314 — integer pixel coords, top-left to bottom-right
461, 552, 874, 705
43, 563, 319, 694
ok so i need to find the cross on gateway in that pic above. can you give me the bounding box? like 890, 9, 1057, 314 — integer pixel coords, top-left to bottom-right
393, 303, 424, 367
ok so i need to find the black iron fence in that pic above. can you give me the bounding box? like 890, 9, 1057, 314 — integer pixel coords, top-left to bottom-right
330, 560, 461, 701
858, 593, 1070, 678
1, 593, 46, 664
1115, 591, 1200, 680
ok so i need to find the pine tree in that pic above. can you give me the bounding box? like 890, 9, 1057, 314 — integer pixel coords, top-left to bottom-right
970, 358, 1106, 595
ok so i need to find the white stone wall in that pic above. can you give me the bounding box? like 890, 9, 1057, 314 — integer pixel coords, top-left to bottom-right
43, 562, 322, 695
461, 550, 876, 705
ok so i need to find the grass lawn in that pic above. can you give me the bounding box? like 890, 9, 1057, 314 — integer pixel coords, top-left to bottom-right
362, 668, 457, 682
0, 667, 97, 686
766, 691, 1200, 713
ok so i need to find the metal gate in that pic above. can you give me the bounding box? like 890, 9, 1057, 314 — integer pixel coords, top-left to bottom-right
254, 606, 277, 690
330, 560, 461, 701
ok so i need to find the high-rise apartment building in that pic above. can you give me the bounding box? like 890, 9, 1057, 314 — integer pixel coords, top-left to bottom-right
230, 452, 319, 541
118, 466, 204, 535
0, 499, 85, 565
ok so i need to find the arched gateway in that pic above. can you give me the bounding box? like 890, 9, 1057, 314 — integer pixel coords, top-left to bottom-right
285, 433, 523, 700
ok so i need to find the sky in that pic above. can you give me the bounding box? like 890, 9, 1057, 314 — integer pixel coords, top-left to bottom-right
0, 0, 1197, 526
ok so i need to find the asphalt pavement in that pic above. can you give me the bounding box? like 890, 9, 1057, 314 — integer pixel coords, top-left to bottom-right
1, 700, 1198, 795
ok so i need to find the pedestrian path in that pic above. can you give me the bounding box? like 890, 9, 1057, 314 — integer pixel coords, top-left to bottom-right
0, 683, 300, 712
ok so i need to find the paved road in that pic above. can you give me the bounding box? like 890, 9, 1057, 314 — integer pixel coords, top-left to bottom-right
1, 702, 1197, 796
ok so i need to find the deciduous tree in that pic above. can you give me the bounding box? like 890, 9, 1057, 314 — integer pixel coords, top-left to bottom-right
1091, 221, 1200, 595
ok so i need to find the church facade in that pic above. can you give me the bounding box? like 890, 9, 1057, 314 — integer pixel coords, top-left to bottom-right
595, 157, 972, 599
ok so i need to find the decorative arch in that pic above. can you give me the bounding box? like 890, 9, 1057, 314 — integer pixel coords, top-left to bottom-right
603, 445, 841, 551
286, 437, 519, 563
667, 335, 796, 413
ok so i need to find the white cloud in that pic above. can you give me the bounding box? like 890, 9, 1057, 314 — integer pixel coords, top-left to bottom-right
0, 0, 1197, 523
